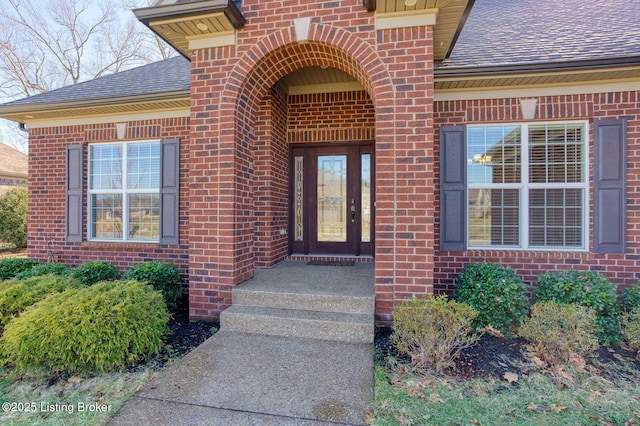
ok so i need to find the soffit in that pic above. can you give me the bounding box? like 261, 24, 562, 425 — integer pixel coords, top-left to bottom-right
366, 0, 474, 61
134, 0, 245, 57
278, 67, 364, 95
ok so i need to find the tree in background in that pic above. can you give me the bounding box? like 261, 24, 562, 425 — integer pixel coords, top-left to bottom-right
0, 0, 175, 152
0, 186, 28, 248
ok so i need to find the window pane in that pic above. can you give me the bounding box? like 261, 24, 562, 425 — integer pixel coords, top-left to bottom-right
127, 142, 160, 189
529, 188, 583, 247
468, 188, 519, 246
468, 126, 521, 184
90, 144, 122, 190
361, 154, 371, 243
128, 193, 160, 241
529, 123, 584, 183
91, 194, 123, 239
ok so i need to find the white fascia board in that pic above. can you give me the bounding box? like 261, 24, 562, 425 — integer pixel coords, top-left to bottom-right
435, 79, 640, 102
25, 108, 190, 129
375, 8, 438, 30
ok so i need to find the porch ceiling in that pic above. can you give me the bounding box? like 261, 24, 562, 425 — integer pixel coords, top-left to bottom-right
278, 67, 364, 96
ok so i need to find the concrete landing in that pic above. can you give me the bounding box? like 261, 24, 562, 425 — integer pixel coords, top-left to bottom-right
110, 331, 373, 425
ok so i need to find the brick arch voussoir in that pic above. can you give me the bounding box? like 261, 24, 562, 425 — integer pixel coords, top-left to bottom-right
220, 24, 393, 133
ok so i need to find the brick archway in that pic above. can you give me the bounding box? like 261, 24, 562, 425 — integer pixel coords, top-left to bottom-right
188, 21, 436, 322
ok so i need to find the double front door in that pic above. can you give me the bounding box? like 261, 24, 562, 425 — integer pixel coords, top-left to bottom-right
290, 144, 374, 256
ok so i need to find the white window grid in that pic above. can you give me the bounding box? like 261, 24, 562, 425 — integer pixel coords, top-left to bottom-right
467, 121, 589, 251
88, 140, 161, 243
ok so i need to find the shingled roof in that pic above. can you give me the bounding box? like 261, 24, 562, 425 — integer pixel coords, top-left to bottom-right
438, 0, 640, 70
0, 56, 190, 109
0, 143, 28, 179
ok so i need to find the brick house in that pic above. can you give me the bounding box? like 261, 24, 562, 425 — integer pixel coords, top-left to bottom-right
0, 0, 638, 322
0, 143, 28, 196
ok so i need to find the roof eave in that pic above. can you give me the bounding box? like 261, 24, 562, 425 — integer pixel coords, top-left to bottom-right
134, 0, 245, 29
435, 56, 640, 77
0, 90, 190, 118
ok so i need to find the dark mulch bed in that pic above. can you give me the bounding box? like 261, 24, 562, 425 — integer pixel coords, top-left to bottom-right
129, 308, 218, 372
375, 326, 640, 380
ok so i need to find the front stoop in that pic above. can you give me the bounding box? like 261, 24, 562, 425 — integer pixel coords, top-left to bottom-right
220, 270, 375, 343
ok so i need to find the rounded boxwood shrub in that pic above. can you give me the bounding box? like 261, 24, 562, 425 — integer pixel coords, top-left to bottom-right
620, 282, 640, 314
392, 294, 480, 374
70, 261, 120, 286
0, 280, 170, 373
15, 263, 69, 280
123, 261, 182, 311
0, 258, 41, 280
455, 262, 530, 337
535, 269, 620, 345
519, 301, 599, 367
0, 274, 83, 331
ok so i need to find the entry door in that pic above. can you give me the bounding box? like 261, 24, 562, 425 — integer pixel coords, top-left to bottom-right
290, 144, 374, 256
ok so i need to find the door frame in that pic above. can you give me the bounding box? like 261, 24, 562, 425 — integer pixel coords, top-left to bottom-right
288, 142, 375, 256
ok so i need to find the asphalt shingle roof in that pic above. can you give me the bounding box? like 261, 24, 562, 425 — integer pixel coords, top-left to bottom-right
2, 56, 190, 108
439, 0, 640, 69
0, 143, 28, 178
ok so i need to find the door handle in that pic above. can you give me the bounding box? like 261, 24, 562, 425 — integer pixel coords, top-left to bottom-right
351, 205, 356, 222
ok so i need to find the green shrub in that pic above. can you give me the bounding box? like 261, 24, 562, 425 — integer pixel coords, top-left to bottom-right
620, 282, 640, 314
0, 274, 83, 331
0, 258, 41, 280
391, 294, 480, 374
123, 261, 182, 311
0, 187, 27, 248
519, 301, 599, 367
70, 261, 120, 286
535, 270, 620, 344
0, 280, 170, 373
455, 262, 530, 337
622, 308, 640, 354
14, 263, 69, 280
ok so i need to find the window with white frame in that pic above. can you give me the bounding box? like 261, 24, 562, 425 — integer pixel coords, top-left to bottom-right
467, 122, 587, 250
88, 141, 161, 242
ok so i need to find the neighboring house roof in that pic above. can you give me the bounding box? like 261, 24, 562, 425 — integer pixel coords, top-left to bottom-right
438, 0, 640, 70
0, 143, 28, 179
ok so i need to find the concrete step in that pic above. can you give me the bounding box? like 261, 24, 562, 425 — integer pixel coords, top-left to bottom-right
220, 305, 374, 343
232, 287, 374, 315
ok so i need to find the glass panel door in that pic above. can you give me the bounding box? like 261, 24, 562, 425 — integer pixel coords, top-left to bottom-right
317, 155, 347, 242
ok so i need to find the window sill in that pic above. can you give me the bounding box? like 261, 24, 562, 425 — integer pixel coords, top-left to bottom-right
82, 241, 160, 250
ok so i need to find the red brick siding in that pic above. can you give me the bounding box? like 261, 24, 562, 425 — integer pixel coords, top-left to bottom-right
434, 92, 640, 294
254, 85, 290, 267
28, 118, 191, 284
288, 91, 375, 143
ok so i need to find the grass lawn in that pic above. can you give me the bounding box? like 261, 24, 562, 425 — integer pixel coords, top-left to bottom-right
374, 363, 640, 425
0, 368, 151, 425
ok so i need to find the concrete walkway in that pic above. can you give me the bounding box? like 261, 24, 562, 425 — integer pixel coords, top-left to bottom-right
110, 330, 374, 425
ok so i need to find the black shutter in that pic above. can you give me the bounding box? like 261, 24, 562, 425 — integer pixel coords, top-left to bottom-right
160, 138, 180, 245
439, 125, 467, 251
66, 144, 84, 242
594, 119, 627, 253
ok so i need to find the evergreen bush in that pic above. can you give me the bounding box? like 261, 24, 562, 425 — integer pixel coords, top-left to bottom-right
0, 258, 41, 280
620, 282, 640, 314
14, 263, 69, 280
455, 262, 530, 337
535, 269, 620, 344
622, 307, 640, 355
0, 280, 170, 373
0, 274, 83, 331
123, 261, 182, 311
0, 187, 27, 248
70, 261, 120, 286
